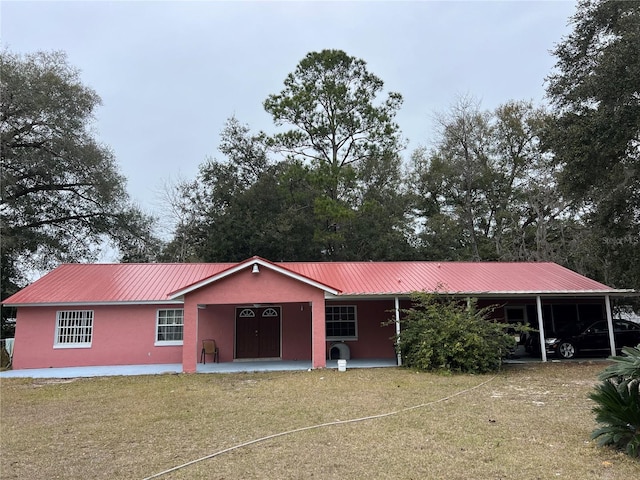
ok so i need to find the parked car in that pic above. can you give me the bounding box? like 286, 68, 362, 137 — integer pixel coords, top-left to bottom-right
525, 319, 640, 359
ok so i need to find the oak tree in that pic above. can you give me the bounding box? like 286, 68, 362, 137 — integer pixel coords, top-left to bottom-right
0, 50, 158, 313
545, 0, 640, 288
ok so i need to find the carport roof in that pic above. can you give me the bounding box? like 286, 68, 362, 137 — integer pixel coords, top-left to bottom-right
2, 257, 634, 306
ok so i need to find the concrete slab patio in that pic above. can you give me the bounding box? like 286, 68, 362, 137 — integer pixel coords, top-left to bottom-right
0, 359, 398, 379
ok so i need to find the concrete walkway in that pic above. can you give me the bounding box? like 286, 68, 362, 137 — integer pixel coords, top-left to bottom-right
0, 359, 398, 379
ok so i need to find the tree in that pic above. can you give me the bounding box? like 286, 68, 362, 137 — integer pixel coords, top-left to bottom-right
412, 97, 495, 260
341, 150, 418, 260
264, 49, 404, 173
263, 49, 410, 258
411, 97, 581, 264
162, 117, 321, 262
1, 50, 158, 323
167, 51, 416, 263
545, 0, 640, 289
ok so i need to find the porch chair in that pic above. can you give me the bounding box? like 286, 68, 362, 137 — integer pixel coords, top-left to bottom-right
201, 339, 219, 364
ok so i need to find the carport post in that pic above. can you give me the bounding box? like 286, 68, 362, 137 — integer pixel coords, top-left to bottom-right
394, 297, 402, 366
605, 295, 616, 357
536, 296, 547, 362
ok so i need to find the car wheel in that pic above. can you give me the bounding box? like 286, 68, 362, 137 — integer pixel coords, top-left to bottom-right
557, 341, 576, 359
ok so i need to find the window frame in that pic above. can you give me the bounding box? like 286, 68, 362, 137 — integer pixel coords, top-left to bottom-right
54, 310, 94, 349
155, 309, 184, 346
325, 305, 358, 341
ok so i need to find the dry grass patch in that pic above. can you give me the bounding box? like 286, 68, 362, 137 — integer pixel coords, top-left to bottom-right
1, 362, 638, 479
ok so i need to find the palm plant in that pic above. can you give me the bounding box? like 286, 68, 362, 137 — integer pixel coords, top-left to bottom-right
590, 345, 640, 458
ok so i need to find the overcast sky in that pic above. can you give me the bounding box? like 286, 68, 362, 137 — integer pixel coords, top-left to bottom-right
2, 0, 578, 224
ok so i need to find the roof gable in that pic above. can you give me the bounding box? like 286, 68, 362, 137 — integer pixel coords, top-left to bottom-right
168, 257, 340, 299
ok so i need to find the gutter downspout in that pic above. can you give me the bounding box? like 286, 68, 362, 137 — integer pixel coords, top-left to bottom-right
395, 297, 402, 366
536, 296, 547, 362
605, 295, 616, 357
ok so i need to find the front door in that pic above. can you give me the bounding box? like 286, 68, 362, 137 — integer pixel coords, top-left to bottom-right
236, 307, 281, 359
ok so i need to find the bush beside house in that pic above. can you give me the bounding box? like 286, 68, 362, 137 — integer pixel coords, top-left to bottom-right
394, 293, 519, 374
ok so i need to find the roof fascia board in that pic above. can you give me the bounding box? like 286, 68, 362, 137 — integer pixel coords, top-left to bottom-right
325, 293, 412, 301
467, 290, 637, 296
327, 290, 637, 300
4, 300, 185, 308
7, 289, 635, 307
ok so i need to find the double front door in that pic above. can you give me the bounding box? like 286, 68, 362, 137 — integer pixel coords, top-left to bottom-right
235, 307, 281, 359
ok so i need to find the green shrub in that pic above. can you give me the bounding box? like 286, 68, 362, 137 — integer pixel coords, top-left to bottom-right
590, 345, 640, 458
393, 292, 518, 374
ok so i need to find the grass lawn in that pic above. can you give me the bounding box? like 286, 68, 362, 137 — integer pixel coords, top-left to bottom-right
1, 361, 638, 479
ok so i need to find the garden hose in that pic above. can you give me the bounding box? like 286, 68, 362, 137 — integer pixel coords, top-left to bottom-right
142, 375, 496, 479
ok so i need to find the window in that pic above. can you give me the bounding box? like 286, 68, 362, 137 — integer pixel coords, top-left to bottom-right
589, 321, 608, 333
326, 305, 357, 340
55, 310, 93, 348
238, 308, 256, 317
505, 306, 526, 324
156, 309, 184, 345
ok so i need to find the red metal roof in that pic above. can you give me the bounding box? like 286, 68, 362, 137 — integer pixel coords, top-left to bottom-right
3, 263, 232, 305
285, 261, 616, 296
2, 260, 627, 306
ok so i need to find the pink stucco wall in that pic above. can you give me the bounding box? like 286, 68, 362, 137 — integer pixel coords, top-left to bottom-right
194, 298, 400, 364
182, 266, 326, 371
185, 267, 327, 305
281, 303, 312, 360
196, 304, 235, 363
196, 302, 312, 363
12, 304, 183, 369
326, 300, 398, 360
